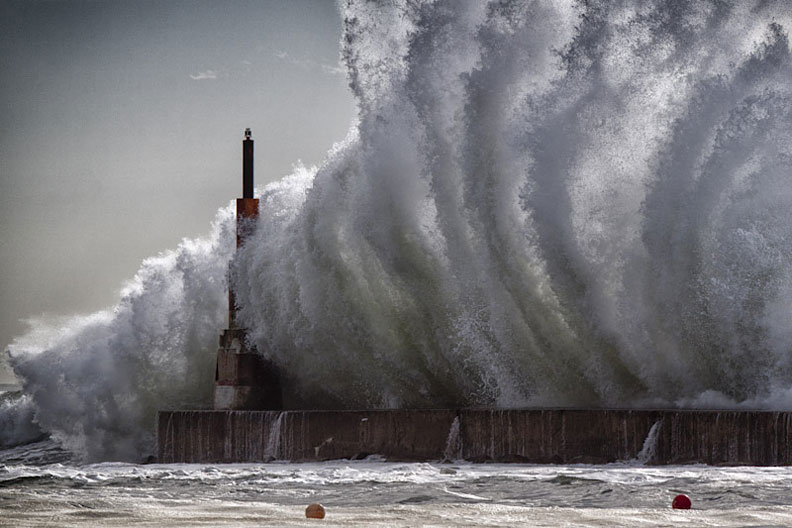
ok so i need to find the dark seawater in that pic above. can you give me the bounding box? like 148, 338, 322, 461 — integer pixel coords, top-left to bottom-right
2, 445, 792, 527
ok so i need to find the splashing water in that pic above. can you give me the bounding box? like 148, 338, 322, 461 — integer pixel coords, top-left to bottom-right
635, 421, 662, 465
234, 0, 792, 409
6, 209, 235, 460
6, 0, 792, 460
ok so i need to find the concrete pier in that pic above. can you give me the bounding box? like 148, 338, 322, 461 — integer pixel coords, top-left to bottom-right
157, 408, 792, 465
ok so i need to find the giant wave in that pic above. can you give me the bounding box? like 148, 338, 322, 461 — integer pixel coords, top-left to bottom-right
6, 0, 792, 461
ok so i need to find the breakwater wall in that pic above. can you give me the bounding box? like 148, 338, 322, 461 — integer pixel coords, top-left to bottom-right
157, 409, 792, 465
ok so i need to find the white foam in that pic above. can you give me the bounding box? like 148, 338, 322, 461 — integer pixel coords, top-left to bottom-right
8, 207, 235, 461
6, 1, 792, 462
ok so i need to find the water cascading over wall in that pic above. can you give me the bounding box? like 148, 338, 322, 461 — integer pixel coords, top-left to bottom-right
8, 0, 792, 462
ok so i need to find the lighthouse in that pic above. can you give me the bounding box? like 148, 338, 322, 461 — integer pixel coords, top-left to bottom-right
213, 128, 283, 410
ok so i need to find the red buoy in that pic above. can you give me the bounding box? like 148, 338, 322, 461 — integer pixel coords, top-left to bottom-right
672, 494, 691, 509
305, 503, 326, 519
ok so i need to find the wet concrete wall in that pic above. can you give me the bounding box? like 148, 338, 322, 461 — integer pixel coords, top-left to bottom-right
157, 409, 792, 465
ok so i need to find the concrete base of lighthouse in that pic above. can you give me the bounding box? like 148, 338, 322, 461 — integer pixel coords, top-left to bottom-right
214, 328, 282, 410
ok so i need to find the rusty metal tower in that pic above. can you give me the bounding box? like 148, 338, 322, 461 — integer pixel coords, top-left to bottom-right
214, 128, 282, 410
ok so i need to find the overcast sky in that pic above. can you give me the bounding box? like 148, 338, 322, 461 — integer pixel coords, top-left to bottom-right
0, 0, 357, 383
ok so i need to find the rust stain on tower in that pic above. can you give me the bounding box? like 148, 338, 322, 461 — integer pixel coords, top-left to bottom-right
214, 128, 283, 410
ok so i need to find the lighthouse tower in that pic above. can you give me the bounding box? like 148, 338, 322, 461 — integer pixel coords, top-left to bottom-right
213, 128, 282, 410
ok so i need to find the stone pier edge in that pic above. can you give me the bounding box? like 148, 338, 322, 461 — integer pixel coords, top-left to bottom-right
157, 408, 792, 465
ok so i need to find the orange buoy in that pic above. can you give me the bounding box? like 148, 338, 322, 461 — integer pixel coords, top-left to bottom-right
672, 494, 691, 509
305, 503, 326, 519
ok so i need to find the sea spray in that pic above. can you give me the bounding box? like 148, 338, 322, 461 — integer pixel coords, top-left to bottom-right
0, 393, 44, 448
5, 0, 792, 461
234, 0, 792, 409
6, 208, 235, 460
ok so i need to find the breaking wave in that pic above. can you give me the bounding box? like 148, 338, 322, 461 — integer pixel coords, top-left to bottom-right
6, 210, 235, 460
6, 0, 792, 460
235, 0, 792, 409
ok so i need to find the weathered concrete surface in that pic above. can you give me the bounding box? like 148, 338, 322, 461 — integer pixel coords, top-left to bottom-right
159, 410, 456, 463
157, 409, 792, 465
458, 409, 663, 463
214, 329, 282, 410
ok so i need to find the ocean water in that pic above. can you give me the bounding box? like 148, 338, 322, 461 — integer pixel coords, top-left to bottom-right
7, 0, 792, 462
4, 1, 792, 524
3, 439, 792, 527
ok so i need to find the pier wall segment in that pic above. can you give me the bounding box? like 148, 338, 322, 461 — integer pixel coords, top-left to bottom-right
157, 409, 792, 465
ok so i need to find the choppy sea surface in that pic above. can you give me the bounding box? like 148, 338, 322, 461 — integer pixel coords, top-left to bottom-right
2, 440, 792, 527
